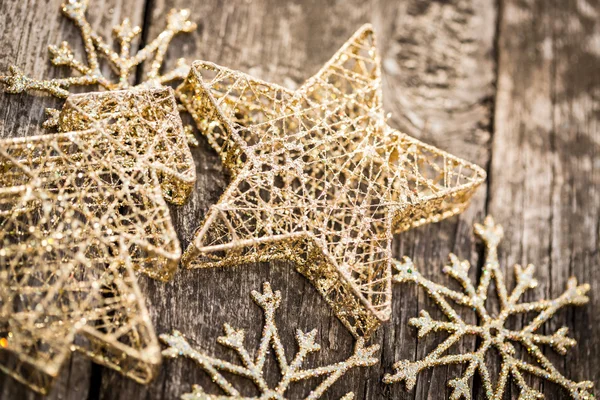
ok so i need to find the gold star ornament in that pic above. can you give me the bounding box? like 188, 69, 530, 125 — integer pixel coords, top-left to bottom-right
0, 1, 197, 393
0, 93, 178, 393
178, 25, 486, 338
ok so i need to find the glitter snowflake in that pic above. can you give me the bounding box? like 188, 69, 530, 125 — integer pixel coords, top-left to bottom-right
161, 282, 380, 399
0, 0, 196, 98
384, 216, 594, 400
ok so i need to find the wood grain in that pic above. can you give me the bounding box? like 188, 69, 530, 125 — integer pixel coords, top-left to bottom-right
488, 0, 600, 397
0, 0, 598, 398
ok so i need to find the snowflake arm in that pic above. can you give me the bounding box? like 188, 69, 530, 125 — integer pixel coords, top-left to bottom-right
161, 330, 250, 396
250, 284, 289, 375
393, 257, 473, 323
523, 277, 590, 333
129, 10, 194, 74
0, 65, 78, 98
158, 58, 192, 85
504, 327, 576, 355
161, 282, 379, 399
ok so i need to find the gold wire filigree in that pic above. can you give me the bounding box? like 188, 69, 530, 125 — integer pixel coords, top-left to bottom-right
385, 216, 593, 400
0, 120, 168, 393
161, 282, 380, 399
55, 88, 196, 206
177, 24, 486, 338
0, 1, 197, 394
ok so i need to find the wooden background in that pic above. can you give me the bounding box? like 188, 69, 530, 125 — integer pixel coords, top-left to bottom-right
0, 0, 598, 398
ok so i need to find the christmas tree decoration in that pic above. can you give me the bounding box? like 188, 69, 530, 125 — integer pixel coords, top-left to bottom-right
0, 91, 192, 392
1, 87, 189, 280
161, 282, 380, 399
0, 1, 198, 394
178, 24, 486, 338
385, 216, 593, 399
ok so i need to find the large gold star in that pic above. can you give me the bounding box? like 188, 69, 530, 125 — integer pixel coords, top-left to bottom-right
179, 25, 486, 337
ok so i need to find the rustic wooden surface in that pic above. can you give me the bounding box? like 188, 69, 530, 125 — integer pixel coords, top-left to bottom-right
0, 0, 598, 398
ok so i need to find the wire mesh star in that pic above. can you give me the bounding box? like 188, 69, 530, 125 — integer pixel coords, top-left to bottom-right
385, 216, 594, 400
161, 282, 379, 399
0, 121, 169, 393
178, 24, 486, 338
0, 87, 195, 393
0, 1, 198, 393
56, 88, 197, 206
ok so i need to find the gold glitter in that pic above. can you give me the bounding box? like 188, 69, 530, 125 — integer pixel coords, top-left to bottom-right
1, 88, 194, 280
56, 88, 196, 206
0, 1, 196, 98
385, 216, 594, 399
0, 97, 185, 392
0, 1, 198, 394
178, 24, 486, 338
161, 282, 379, 399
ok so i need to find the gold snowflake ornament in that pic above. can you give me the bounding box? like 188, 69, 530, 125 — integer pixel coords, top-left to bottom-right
0, 0, 196, 98
385, 216, 593, 400
177, 24, 486, 338
0, 1, 197, 394
160, 282, 380, 399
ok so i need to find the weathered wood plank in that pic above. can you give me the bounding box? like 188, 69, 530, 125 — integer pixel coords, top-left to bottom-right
0, 0, 147, 398
377, 1, 495, 399
488, 0, 600, 398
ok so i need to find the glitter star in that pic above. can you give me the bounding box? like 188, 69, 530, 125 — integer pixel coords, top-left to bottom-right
161, 282, 379, 399
0, 119, 168, 393
0, 1, 198, 393
385, 216, 594, 400
0, 89, 192, 393
178, 24, 486, 337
